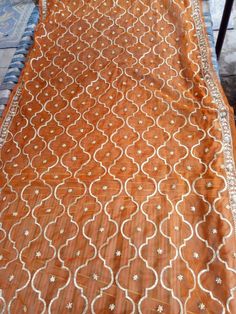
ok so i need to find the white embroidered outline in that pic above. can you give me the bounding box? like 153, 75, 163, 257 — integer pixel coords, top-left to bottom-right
191, 0, 236, 234
0, 0, 235, 235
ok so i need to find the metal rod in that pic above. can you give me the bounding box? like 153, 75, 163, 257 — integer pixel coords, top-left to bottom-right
216, 0, 235, 60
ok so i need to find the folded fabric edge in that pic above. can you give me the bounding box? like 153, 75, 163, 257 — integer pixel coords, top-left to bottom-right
0, 5, 39, 118
202, 0, 236, 121
202, 0, 220, 75
194, 0, 236, 230
39, 0, 47, 21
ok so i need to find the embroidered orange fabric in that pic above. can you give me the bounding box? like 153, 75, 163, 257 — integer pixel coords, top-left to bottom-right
0, 0, 236, 313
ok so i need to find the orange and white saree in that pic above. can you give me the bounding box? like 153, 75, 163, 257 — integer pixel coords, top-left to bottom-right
0, 0, 236, 313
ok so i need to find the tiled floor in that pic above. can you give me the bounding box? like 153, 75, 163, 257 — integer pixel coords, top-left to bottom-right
213, 1, 236, 112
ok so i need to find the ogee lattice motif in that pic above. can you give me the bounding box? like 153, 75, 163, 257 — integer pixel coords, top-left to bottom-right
0, 0, 236, 313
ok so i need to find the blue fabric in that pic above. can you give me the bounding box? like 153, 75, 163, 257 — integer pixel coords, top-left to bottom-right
0, 5, 39, 116
0, 0, 35, 48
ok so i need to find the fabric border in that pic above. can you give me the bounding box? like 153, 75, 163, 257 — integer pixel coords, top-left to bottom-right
0, 84, 22, 148
191, 0, 236, 234
40, 0, 47, 20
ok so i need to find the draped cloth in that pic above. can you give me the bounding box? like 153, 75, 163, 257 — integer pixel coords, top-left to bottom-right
1, 0, 236, 313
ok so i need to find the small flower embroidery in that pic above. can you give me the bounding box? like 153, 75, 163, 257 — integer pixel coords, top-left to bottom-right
156, 304, 164, 313
109, 304, 115, 311
49, 275, 56, 283
66, 302, 73, 309
206, 182, 213, 188
92, 273, 99, 281
177, 274, 184, 281
35, 251, 41, 258
132, 274, 139, 281
198, 303, 206, 311
8, 274, 14, 282
24, 230, 29, 236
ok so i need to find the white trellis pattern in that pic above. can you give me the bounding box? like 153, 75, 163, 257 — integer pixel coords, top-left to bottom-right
0, 0, 236, 313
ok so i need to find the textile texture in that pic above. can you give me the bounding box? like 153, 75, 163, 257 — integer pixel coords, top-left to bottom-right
0, 5, 39, 116
1, 0, 236, 313
0, 0, 35, 48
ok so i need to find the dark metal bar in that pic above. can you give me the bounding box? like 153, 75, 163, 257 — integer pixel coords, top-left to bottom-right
216, 0, 235, 60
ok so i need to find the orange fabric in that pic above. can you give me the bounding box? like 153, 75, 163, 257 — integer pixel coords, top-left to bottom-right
1, 1, 236, 313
